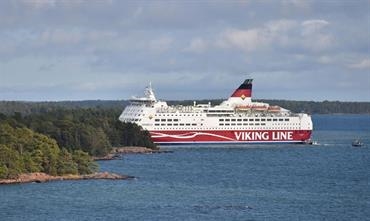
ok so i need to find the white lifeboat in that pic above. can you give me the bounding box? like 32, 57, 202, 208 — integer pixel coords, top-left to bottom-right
267, 105, 281, 112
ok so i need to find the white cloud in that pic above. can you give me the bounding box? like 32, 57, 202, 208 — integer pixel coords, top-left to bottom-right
349, 59, 370, 69
217, 19, 333, 53
300, 20, 333, 52
41, 28, 83, 45
317, 55, 333, 64
22, 0, 57, 9
218, 28, 271, 52
0, 1, 369, 101
301, 19, 330, 34
281, 0, 311, 13
185, 38, 207, 53
149, 36, 173, 52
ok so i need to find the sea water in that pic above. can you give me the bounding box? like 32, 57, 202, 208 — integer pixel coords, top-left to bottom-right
0, 115, 369, 221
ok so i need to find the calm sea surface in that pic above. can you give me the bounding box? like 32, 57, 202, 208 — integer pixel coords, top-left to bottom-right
1, 115, 369, 221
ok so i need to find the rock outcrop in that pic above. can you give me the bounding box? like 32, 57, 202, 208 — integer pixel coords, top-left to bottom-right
0, 172, 134, 185
93, 146, 172, 161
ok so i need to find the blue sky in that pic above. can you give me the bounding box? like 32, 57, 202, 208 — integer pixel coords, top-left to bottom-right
0, 0, 369, 101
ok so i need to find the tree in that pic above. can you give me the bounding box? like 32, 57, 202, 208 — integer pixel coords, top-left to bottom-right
72, 150, 98, 175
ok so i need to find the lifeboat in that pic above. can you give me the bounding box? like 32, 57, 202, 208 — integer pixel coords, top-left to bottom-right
251, 104, 268, 111
235, 105, 252, 110
267, 105, 281, 112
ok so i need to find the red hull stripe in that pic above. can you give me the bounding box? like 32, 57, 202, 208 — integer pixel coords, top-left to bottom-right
150, 130, 312, 144
231, 89, 251, 98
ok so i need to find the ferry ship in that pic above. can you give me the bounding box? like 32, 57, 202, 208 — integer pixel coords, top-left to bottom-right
119, 79, 313, 144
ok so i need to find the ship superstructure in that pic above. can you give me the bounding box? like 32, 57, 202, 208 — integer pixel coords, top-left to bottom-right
119, 79, 313, 144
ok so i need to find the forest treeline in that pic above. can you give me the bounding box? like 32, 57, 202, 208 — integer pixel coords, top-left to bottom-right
168, 99, 370, 114
1, 99, 369, 116
0, 108, 156, 179
0, 122, 98, 179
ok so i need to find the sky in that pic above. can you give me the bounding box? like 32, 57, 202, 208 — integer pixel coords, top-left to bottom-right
0, 0, 369, 102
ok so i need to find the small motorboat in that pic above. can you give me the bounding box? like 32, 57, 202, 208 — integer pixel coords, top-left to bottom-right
352, 139, 364, 147
304, 139, 318, 145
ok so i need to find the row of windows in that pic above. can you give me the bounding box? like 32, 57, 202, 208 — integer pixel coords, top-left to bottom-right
156, 114, 202, 117
123, 118, 140, 122
154, 123, 197, 126
219, 118, 289, 122
153, 123, 299, 128
219, 123, 266, 126
155, 119, 179, 122
153, 118, 291, 123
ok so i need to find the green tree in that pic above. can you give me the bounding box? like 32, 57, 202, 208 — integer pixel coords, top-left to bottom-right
72, 150, 98, 175
57, 148, 78, 175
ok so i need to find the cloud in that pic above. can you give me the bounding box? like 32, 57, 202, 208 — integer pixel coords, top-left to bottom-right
349, 59, 370, 69
184, 38, 207, 53
22, 0, 57, 9
0, 1, 369, 101
217, 19, 333, 54
41, 28, 83, 45
282, 0, 311, 10
218, 27, 272, 52
148, 36, 173, 53
301, 20, 329, 33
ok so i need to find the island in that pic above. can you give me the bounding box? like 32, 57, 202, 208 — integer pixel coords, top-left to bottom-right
0, 113, 156, 185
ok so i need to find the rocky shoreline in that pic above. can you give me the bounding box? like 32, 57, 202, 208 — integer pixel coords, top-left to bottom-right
0, 172, 134, 185
93, 146, 172, 160
1, 147, 169, 185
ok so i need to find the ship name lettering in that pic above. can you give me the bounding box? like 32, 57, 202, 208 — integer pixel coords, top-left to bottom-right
234, 132, 269, 141
272, 131, 293, 140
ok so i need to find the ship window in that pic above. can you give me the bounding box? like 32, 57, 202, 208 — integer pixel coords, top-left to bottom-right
249, 123, 254, 126
220, 123, 224, 126
261, 123, 266, 125
186, 123, 190, 126
231, 119, 236, 121
261, 119, 266, 121
243, 123, 248, 125
285, 119, 289, 121
168, 119, 172, 122
155, 119, 159, 122
192, 124, 196, 126
161, 123, 165, 126
255, 123, 260, 126
180, 123, 184, 126
225, 123, 230, 126
174, 123, 178, 126
273, 119, 277, 121
231, 123, 235, 125
243, 119, 248, 121
174, 119, 179, 122
237, 123, 242, 126
237, 119, 242, 121
225, 119, 230, 121
267, 119, 272, 121
219, 119, 224, 121
161, 119, 166, 121
155, 124, 159, 126
279, 119, 284, 121
255, 119, 260, 121
167, 124, 172, 126
249, 119, 254, 121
